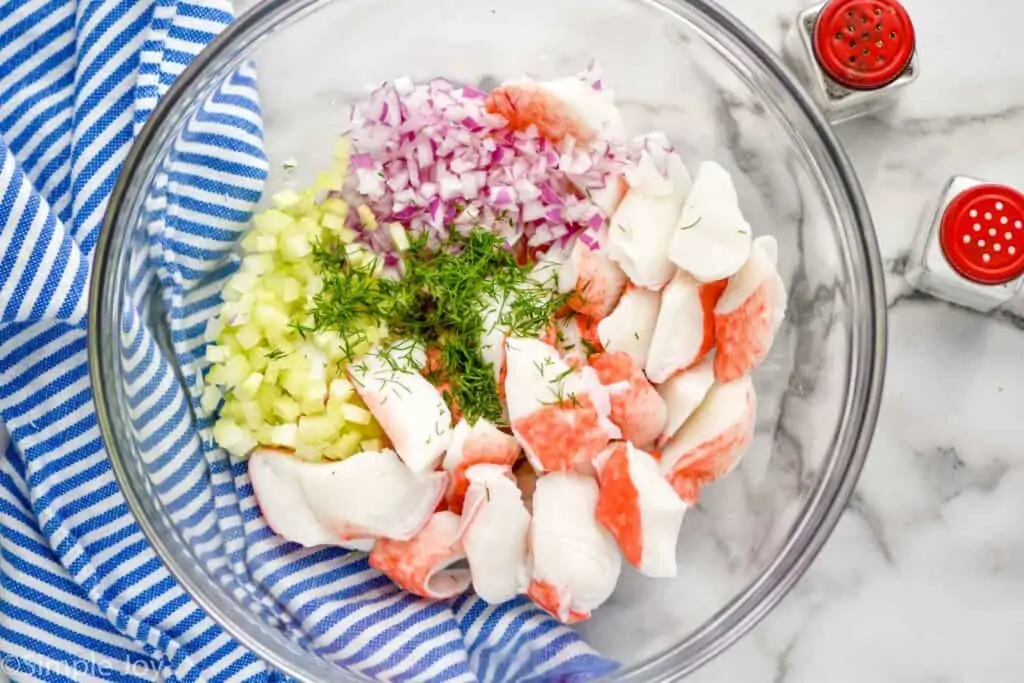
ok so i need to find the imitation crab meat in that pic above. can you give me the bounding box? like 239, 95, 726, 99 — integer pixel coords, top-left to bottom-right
645, 272, 727, 384
668, 161, 752, 283
713, 236, 787, 382
558, 230, 629, 320
459, 464, 532, 604
442, 418, 522, 514
660, 376, 756, 503
607, 152, 692, 290
543, 314, 604, 362
485, 76, 626, 145
249, 448, 447, 545
369, 511, 472, 599
597, 285, 661, 369
527, 472, 622, 623
588, 351, 667, 450
655, 356, 716, 447
349, 347, 453, 473
595, 442, 688, 577
504, 337, 618, 473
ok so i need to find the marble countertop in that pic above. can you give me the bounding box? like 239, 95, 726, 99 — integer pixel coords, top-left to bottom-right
688, 1, 1024, 681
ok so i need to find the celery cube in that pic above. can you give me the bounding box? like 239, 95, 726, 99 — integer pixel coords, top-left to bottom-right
267, 424, 298, 449
200, 385, 222, 413
235, 372, 264, 401
235, 325, 262, 351
324, 432, 362, 461
273, 396, 301, 422
272, 189, 302, 210
205, 344, 229, 364
253, 209, 294, 233
340, 404, 372, 425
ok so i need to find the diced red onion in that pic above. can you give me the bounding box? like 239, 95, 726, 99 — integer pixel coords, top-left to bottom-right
340, 70, 628, 258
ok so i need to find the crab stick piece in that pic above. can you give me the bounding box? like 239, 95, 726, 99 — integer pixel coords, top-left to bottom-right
587, 175, 630, 218
660, 376, 756, 503
249, 448, 447, 545
505, 338, 618, 474
442, 419, 522, 514
558, 230, 629, 320
485, 76, 626, 144
543, 313, 604, 361
348, 346, 453, 473
645, 272, 728, 384
479, 291, 515, 385
713, 236, 787, 382
588, 352, 667, 450
369, 511, 472, 599
607, 152, 692, 290
596, 285, 661, 369
668, 161, 752, 283
655, 356, 716, 447
459, 464, 531, 604
594, 443, 688, 577
527, 473, 622, 623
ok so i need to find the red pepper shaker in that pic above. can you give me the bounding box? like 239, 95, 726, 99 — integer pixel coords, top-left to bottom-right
783, 0, 919, 123
906, 177, 1024, 312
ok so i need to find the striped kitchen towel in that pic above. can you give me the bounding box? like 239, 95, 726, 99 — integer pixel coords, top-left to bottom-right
0, 0, 618, 681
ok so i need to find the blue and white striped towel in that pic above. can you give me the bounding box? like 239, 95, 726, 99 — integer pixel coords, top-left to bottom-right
0, 1, 619, 681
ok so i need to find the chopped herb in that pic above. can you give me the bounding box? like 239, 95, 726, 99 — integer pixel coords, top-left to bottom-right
289, 320, 312, 339
311, 228, 569, 423
265, 349, 286, 360
633, 331, 640, 341
553, 366, 574, 383
616, 223, 627, 232
581, 339, 598, 356
678, 216, 702, 231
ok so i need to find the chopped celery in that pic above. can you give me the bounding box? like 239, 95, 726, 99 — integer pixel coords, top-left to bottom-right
205, 344, 229, 364
298, 414, 343, 445
253, 209, 294, 233
273, 396, 301, 422
324, 432, 362, 461
340, 404, 372, 426
267, 424, 298, 449
388, 222, 410, 252
321, 197, 349, 218
357, 205, 379, 231
200, 385, 222, 413
235, 325, 261, 351
205, 143, 384, 463
272, 189, 303, 210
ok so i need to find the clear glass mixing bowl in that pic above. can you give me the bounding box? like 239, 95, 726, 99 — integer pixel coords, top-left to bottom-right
89, 0, 886, 679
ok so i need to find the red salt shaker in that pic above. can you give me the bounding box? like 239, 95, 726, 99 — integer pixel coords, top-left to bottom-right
784, 0, 919, 123
906, 177, 1024, 312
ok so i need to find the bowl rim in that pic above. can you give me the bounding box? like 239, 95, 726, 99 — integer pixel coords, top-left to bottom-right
89, 0, 887, 680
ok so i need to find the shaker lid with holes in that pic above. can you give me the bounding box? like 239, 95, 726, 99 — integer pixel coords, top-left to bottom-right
940, 184, 1024, 285
813, 0, 916, 90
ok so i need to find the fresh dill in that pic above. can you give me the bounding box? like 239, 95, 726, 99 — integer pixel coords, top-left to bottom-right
310, 227, 569, 423
678, 216, 702, 231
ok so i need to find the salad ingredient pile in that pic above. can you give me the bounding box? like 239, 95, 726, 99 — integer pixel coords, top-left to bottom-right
204, 65, 787, 623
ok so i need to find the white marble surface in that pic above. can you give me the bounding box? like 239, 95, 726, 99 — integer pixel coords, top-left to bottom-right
230, 0, 1024, 680
686, 1, 1024, 682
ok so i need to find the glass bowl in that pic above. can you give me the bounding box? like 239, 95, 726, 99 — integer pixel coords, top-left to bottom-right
89, 0, 887, 680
